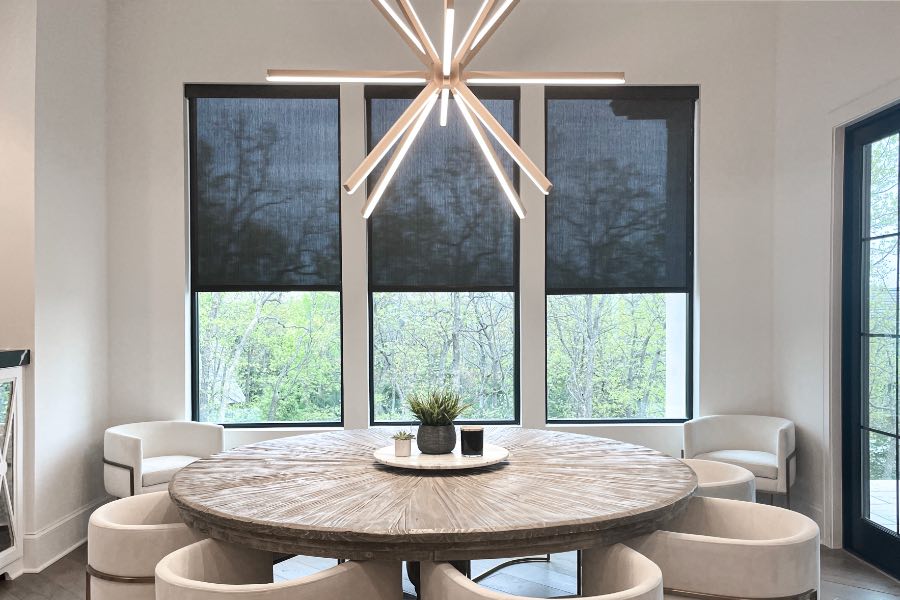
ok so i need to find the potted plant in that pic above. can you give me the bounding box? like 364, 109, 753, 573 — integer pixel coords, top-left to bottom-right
408, 390, 471, 455
391, 431, 415, 457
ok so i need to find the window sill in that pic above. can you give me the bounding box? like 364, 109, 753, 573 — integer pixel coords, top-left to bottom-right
546, 421, 686, 428
223, 426, 344, 449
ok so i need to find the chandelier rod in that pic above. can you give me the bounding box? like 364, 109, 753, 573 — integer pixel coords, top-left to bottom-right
454, 83, 552, 194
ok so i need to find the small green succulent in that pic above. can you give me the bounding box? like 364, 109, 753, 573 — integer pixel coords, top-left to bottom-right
407, 390, 471, 426
391, 430, 415, 441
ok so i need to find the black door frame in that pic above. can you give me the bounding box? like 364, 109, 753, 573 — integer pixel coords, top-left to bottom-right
842, 101, 900, 579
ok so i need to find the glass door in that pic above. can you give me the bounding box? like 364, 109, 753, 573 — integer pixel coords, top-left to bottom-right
843, 103, 900, 578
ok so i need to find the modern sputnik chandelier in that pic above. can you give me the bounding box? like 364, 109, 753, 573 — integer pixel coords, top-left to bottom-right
267, 0, 625, 219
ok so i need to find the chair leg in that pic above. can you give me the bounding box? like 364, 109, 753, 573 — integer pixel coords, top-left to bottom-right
472, 554, 550, 583
576, 550, 582, 596
85, 570, 91, 600
785, 449, 797, 510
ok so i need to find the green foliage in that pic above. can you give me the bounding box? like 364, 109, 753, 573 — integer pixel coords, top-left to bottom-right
408, 390, 471, 426
391, 430, 415, 440
864, 133, 899, 482
373, 292, 515, 422
197, 291, 341, 424
547, 294, 679, 421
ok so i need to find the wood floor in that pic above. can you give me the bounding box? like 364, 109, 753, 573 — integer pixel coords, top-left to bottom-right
0, 543, 898, 599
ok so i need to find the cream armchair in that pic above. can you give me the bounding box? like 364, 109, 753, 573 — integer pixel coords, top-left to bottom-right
626, 496, 819, 599
87, 491, 205, 600
103, 421, 224, 497
683, 414, 796, 506
156, 539, 401, 600
422, 544, 662, 600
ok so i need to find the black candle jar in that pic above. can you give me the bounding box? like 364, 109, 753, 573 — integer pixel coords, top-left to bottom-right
460, 426, 484, 457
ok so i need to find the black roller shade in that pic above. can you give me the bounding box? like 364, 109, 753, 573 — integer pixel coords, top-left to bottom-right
367, 88, 518, 291
188, 86, 341, 290
545, 87, 697, 294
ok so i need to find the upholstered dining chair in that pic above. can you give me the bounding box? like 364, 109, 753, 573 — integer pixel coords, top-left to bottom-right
155, 538, 401, 600
627, 496, 819, 600
87, 491, 205, 600
104, 420, 224, 497
682, 458, 756, 501
683, 414, 796, 506
422, 544, 662, 600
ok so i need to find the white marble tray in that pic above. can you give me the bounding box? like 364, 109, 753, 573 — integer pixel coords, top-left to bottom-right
373, 444, 509, 470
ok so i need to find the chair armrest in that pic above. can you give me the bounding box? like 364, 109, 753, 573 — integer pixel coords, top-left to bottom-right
186, 422, 225, 457
104, 429, 143, 496
776, 421, 796, 483
104, 429, 142, 467
150, 421, 224, 458
683, 417, 715, 457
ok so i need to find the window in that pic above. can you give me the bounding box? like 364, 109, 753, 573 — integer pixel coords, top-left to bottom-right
367, 87, 519, 424
187, 86, 343, 426
545, 87, 697, 422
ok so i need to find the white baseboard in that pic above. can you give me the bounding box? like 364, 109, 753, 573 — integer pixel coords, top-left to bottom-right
23, 496, 109, 573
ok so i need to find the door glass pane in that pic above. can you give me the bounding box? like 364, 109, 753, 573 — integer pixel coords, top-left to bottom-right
866, 336, 898, 434
0, 382, 10, 443
866, 237, 898, 335
866, 431, 898, 533
867, 134, 899, 238
0, 480, 12, 551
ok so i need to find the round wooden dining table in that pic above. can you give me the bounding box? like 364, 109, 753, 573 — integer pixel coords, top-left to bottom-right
169, 428, 696, 564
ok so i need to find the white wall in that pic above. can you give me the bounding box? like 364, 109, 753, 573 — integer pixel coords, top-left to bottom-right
772, 2, 900, 545
0, 0, 37, 352
5, 0, 109, 572
105, 0, 778, 452
0, 0, 38, 574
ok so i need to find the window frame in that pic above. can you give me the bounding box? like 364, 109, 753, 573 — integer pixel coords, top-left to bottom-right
543, 85, 697, 425
365, 85, 522, 426
186, 84, 345, 429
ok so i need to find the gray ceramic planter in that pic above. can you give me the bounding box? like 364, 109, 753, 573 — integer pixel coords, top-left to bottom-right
416, 425, 456, 454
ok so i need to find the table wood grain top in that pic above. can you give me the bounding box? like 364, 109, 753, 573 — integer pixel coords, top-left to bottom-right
169, 428, 696, 560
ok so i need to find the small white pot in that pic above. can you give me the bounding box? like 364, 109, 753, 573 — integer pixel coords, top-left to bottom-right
394, 438, 412, 457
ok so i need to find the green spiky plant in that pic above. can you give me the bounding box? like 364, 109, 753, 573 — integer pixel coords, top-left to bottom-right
407, 390, 472, 426
391, 430, 415, 440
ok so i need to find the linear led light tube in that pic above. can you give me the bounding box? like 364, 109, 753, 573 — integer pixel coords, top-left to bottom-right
375, 0, 425, 55
456, 0, 494, 62
363, 91, 439, 218
396, 0, 440, 60
465, 71, 626, 85
471, 0, 515, 49
266, 70, 428, 84
453, 84, 551, 194
442, 0, 455, 77
454, 92, 526, 219
439, 88, 450, 127
344, 82, 438, 194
